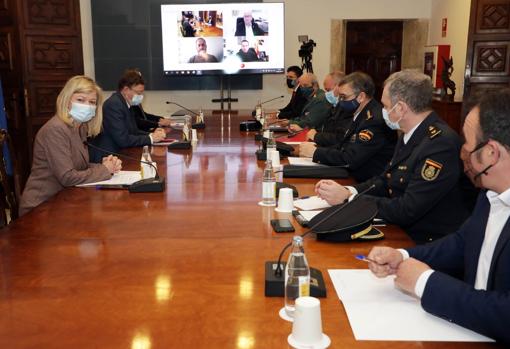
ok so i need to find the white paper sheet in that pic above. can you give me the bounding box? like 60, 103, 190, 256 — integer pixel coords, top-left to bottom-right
287, 157, 325, 166
298, 210, 322, 221
153, 139, 178, 146
293, 196, 331, 211
328, 269, 494, 342
76, 171, 142, 187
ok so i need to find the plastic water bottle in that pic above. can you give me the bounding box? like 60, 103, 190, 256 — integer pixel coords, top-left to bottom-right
262, 159, 276, 206
284, 236, 310, 318
266, 130, 276, 158
140, 145, 156, 179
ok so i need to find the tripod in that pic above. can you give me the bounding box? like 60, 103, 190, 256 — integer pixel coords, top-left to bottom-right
301, 54, 313, 73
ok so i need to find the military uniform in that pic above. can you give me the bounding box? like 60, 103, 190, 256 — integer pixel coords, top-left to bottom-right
354, 112, 471, 243
313, 99, 397, 182
289, 89, 331, 129
313, 105, 353, 147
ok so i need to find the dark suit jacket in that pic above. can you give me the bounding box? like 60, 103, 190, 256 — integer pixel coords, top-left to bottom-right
313, 106, 352, 147
279, 87, 308, 120
355, 112, 472, 243
234, 18, 265, 36
131, 105, 162, 132
313, 99, 397, 182
407, 191, 510, 343
89, 92, 151, 163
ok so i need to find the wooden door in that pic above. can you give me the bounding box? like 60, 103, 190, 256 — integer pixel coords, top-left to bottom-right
345, 21, 403, 101
0, 0, 83, 187
464, 0, 510, 101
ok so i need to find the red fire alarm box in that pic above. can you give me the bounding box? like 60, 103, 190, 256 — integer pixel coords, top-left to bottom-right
423, 45, 450, 88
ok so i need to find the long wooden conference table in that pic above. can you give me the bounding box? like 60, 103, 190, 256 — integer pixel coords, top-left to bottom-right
0, 111, 500, 348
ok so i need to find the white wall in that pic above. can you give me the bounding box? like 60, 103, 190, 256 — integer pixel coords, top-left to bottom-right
429, 0, 471, 100
80, 0, 433, 115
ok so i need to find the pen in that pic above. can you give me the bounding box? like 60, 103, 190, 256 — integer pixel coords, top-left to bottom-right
298, 195, 310, 200
355, 254, 385, 265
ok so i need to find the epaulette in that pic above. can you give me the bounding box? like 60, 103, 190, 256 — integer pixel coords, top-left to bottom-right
428, 125, 442, 139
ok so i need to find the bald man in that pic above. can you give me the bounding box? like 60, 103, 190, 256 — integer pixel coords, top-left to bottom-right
188, 38, 218, 63
287, 73, 331, 132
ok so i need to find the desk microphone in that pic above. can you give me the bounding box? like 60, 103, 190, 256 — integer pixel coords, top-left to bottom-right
84, 141, 165, 193
166, 101, 205, 129
264, 184, 376, 297
252, 95, 285, 116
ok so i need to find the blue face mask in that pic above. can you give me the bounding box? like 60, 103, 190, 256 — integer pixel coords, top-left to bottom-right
300, 86, 314, 99
325, 90, 338, 106
69, 102, 96, 123
131, 94, 144, 106
338, 96, 360, 112
382, 104, 400, 130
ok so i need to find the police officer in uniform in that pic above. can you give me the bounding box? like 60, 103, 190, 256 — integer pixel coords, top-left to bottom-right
315, 70, 472, 243
300, 72, 397, 182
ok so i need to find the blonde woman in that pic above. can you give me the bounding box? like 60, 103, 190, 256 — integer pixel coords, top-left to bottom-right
19, 76, 122, 216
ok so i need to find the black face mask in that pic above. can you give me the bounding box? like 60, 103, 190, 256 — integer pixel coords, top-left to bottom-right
338, 97, 360, 113
286, 78, 296, 89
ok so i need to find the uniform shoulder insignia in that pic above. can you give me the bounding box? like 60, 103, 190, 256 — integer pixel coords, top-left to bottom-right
428, 125, 442, 139
358, 129, 374, 142
366, 110, 373, 120
421, 158, 443, 181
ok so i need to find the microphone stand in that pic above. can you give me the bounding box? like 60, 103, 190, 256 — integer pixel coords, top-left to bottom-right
264, 184, 375, 297
84, 141, 165, 193
166, 101, 205, 129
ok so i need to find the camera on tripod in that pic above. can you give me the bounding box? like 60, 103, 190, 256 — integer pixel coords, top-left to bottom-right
298, 37, 316, 58
298, 35, 316, 73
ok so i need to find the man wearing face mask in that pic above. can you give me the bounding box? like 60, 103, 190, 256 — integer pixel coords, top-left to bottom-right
286, 72, 331, 131
307, 71, 352, 147
300, 72, 397, 182
88, 69, 167, 163
315, 70, 471, 243
278, 66, 307, 120
364, 88, 510, 343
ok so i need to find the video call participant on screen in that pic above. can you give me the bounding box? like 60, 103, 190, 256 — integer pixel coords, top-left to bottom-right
307, 71, 352, 147
237, 40, 259, 62
315, 70, 472, 243
88, 69, 166, 163
366, 88, 510, 343
301, 72, 397, 182
234, 10, 265, 37
182, 18, 196, 37
188, 38, 219, 63
278, 66, 307, 120
19, 76, 122, 216
285, 72, 331, 132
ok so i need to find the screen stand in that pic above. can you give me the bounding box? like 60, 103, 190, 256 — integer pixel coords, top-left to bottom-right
212, 76, 238, 114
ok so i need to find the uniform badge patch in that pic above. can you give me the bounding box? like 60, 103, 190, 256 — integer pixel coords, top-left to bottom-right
358, 129, 374, 142
366, 110, 373, 120
421, 158, 443, 181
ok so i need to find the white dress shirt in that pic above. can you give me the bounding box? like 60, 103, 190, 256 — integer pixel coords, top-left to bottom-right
413, 187, 510, 297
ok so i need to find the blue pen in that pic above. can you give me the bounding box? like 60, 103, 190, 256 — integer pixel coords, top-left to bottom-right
355, 254, 382, 264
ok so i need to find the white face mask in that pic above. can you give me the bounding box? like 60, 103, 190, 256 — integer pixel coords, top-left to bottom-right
131, 93, 144, 106
382, 104, 401, 130
69, 102, 96, 123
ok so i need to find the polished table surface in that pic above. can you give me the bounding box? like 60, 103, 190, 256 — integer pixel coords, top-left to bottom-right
0, 111, 500, 348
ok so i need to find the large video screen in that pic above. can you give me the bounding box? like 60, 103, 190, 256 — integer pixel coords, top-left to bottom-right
161, 3, 284, 76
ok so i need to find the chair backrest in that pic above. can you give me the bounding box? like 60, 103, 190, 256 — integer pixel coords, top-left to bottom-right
0, 129, 19, 225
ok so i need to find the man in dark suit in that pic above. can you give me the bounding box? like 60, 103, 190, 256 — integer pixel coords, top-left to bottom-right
366, 88, 510, 343
300, 72, 397, 182
88, 69, 166, 163
234, 11, 265, 36
182, 18, 196, 37
278, 66, 307, 120
316, 70, 472, 243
